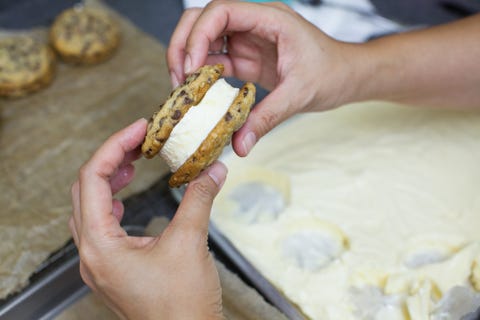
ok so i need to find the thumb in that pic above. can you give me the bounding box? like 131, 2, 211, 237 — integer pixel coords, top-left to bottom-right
232, 85, 293, 157
170, 161, 228, 237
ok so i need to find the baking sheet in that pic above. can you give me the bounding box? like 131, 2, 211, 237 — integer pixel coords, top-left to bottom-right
170, 186, 306, 320
185, 105, 480, 320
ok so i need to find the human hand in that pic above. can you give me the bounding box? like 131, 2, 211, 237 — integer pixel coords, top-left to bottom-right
69, 119, 227, 320
168, 0, 359, 156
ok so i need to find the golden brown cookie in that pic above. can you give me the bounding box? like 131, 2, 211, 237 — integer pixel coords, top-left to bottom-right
0, 36, 56, 98
49, 6, 120, 65
141, 64, 224, 158
169, 82, 256, 187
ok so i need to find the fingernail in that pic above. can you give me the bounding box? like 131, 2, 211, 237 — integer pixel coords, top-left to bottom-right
207, 162, 228, 187
242, 131, 257, 155
184, 54, 192, 74
132, 117, 147, 128
170, 71, 180, 88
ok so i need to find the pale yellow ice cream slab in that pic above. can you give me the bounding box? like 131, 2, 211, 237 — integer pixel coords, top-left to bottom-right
212, 101, 480, 320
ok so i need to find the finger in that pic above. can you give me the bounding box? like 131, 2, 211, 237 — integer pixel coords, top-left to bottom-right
208, 36, 227, 54
119, 146, 142, 168
170, 161, 227, 237
204, 54, 232, 73
71, 180, 82, 230
110, 164, 135, 195
79, 262, 95, 290
183, 1, 263, 74
232, 85, 293, 156
167, 7, 203, 87
112, 199, 125, 223
79, 118, 147, 236
69, 216, 80, 247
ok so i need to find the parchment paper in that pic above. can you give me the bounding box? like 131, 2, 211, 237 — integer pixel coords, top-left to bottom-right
0, 1, 170, 298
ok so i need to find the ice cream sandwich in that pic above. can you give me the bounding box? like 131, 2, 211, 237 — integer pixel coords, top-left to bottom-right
141, 64, 256, 187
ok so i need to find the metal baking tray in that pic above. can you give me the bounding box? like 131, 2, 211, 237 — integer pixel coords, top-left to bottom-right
208, 221, 306, 320
0, 226, 145, 320
170, 186, 306, 320
0, 240, 88, 320
171, 186, 480, 320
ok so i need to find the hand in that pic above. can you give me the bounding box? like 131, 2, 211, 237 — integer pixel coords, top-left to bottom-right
167, 0, 359, 156
69, 119, 227, 320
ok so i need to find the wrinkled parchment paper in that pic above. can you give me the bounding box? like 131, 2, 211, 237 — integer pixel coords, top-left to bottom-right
0, 1, 170, 298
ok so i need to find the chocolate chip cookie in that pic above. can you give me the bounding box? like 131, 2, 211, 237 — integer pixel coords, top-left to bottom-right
169, 82, 256, 187
0, 36, 56, 98
49, 6, 120, 65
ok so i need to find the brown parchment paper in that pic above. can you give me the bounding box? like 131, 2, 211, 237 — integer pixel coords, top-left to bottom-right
0, 1, 170, 298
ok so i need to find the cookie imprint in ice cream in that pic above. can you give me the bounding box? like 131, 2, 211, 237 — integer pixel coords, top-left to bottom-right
160, 79, 239, 172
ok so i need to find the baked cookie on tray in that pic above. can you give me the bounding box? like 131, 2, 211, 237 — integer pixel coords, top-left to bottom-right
0, 36, 56, 98
49, 6, 120, 65
141, 64, 256, 188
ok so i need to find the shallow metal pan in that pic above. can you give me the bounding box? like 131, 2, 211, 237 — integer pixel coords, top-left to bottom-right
170, 186, 306, 320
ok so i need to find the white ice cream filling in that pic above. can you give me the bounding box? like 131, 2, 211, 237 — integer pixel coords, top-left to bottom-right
160, 79, 239, 172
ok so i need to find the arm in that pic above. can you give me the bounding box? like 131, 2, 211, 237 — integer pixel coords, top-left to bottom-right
350, 13, 480, 109
167, 0, 480, 156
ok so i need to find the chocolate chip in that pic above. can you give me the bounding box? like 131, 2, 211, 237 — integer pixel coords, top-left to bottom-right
158, 117, 165, 127
225, 112, 232, 121
184, 96, 193, 105
179, 90, 186, 96
189, 72, 200, 82
171, 110, 182, 120
81, 40, 92, 56
243, 88, 249, 97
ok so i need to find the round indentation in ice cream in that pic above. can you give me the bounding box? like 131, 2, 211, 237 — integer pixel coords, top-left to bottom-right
160, 79, 239, 172
228, 181, 286, 223
213, 166, 291, 224
402, 235, 466, 269
349, 286, 404, 320
282, 230, 346, 271
404, 250, 449, 269
279, 217, 348, 271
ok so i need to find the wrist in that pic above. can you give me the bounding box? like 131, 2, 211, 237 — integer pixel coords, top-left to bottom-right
336, 41, 378, 106
308, 40, 375, 110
